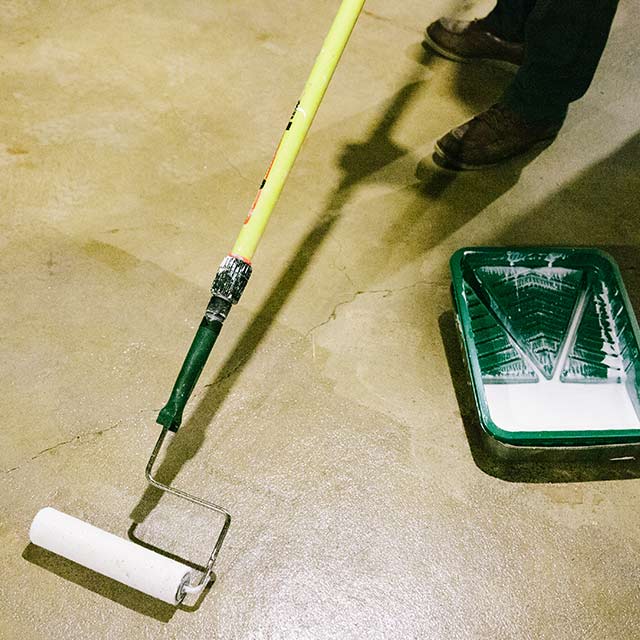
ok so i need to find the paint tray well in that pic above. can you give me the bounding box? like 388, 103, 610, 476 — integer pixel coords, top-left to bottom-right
450, 248, 640, 447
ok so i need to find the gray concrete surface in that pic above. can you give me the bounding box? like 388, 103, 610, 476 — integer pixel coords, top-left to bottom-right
2, 1, 640, 638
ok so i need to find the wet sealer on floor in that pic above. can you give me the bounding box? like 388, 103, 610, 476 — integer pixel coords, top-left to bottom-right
450, 248, 640, 457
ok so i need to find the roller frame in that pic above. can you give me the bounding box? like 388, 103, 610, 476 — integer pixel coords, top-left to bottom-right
145, 427, 231, 602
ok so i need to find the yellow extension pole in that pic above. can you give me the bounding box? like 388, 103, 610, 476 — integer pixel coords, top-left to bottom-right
232, 0, 366, 262
157, 0, 366, 432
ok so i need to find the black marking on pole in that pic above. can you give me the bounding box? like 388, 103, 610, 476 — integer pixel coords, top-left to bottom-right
286, 101, 300, 130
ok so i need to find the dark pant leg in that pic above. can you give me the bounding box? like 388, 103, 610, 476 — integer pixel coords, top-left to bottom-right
503, 0, 619, 122
482, 0, 537, 42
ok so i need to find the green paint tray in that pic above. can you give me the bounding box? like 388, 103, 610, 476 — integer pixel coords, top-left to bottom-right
450, 248, 640, 450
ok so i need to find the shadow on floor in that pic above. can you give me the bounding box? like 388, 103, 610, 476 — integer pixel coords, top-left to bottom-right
408, 40, 517, 116
493, 132, 640, 258
129, 44, 544, 529
374, 44, 546, 266
385, 145, 542, 258
129, 49, 435, 529
22, 544, 177, 622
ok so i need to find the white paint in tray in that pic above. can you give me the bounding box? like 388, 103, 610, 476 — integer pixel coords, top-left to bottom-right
480, 270, 640, 432
484, 381, 640, 432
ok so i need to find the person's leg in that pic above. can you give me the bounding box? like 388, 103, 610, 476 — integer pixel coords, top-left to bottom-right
481, 0, 537, 43
503, 0, 619, 122
434, 0, 620, 169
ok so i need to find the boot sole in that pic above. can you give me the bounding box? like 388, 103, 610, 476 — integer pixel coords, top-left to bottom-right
422, 29, 520, 72
433, 136, 557, 171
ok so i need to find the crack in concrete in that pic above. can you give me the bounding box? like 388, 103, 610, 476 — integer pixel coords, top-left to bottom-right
335, 263, 357, 289
2, 281, 447, 461
305, 279, 444, 337
323, 227, 358, 290
362, 9, 424, 35
223, 154, 251, 183
2, 422, 123, 475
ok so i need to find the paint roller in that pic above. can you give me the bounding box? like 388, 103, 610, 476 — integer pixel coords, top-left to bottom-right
30, 508, 194, 604
29, 0, 367, 606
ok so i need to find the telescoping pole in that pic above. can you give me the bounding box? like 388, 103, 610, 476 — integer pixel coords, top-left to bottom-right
157, 0, 367, 431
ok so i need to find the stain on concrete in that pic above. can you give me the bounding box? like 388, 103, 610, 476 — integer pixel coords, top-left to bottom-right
83, 240, 141, 272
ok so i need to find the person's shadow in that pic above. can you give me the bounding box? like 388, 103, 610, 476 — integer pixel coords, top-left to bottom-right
130, 43, 545, 530
128, 48, 434, 530
362, 43, 546, 273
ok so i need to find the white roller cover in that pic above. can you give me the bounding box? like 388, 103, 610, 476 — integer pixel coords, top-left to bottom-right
30, 507, 193, 605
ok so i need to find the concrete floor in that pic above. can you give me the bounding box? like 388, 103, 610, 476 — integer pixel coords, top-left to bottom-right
2, 0, 640, 638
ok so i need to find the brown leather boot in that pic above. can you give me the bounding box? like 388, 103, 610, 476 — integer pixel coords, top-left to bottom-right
423, 18, 524, 66
434, 103, 564, 170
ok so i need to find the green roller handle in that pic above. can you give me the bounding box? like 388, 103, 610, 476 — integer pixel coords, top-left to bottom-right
157, 319, 223, 431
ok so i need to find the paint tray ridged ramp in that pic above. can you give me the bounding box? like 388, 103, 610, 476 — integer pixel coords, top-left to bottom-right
450, 248, 640, 447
